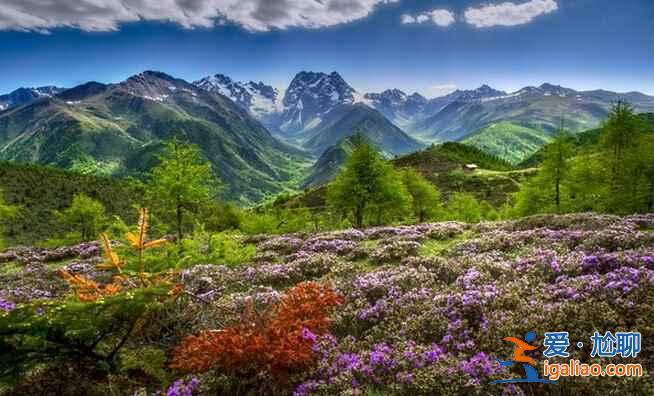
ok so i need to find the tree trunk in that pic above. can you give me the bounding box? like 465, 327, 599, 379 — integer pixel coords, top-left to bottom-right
354, 205, 364, 229
176, 203, 183, 242
555, 177, 561, 213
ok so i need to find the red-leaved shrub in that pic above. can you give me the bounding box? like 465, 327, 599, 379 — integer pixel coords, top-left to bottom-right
170, 281, 343, 379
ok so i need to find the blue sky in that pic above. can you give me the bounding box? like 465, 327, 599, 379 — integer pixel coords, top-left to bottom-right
0, 0, 652, 97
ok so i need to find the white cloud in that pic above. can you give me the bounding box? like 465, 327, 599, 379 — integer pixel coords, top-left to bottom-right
0, 0, 398, 33
401, 14, 417, 24
464, 0, 558, 28
401, 9, 455, 27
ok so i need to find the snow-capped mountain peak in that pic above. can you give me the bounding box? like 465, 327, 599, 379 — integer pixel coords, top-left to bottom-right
194, 74, 282, 118
450, 85, 507, 102
278, 71, 358, 134
283, 71, 356, 108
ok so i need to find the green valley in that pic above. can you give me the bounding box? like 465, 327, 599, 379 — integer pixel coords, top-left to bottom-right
462, 121, 554, 164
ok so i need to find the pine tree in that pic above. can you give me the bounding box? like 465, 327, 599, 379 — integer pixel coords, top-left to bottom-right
601, 101, 644, 212
541, 126, 573, 213
146, 139, 218, 242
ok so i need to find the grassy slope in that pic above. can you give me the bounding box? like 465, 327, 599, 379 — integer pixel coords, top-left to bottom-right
285, 142, 524, 209
393, 143, 524, 206
462, 121, 554, 164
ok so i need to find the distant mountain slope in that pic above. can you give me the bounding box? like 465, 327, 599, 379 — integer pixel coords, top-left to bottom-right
364, 85, 507, 131
298, 103, 423, 157
301, 137, 356, 189
0, 71, 307, 204
363, 89, 429, 129
462, 122, 554, 164
0, 86, 65, 111
413, 83, 654, 142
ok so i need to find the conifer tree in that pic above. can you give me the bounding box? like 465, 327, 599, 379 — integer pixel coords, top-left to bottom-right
146, 139, 218, 242
601, 101, 644, 212
541, 125, 573, 213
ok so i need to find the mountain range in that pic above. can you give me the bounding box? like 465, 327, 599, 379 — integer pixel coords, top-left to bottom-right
194, 71, 423, 158
2, 70, 654, 199
189, 71, 654, 162
0, 71, 304, 204
0, 86, 64, 111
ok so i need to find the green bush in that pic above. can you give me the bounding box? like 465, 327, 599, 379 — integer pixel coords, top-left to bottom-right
0, 285, 172, 385
446, 192, 483, 223
55, 193, 108, 242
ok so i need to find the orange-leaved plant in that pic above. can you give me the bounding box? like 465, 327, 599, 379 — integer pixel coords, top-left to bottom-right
58, 270, 123, 302
60, 207, 172, 301
170, 281, 343, 379
126, 208, 168, 285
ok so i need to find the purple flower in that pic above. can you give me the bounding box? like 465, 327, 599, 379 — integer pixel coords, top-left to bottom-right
550, 259, 561, 273
337, 353, 362, 371
396, 371, 414, 384
302, 327, 317, 343
368, 343, 395, 368
424, 344, 444, 363
294, 380, 320, 396
460, 352, 497, 378
0, 297, 16, 312
166, 377, 199, 396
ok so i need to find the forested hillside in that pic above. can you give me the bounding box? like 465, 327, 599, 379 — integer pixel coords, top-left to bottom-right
0, 162, 142, 245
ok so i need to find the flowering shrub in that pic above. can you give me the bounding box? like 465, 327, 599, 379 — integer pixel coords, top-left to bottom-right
0, 295, 16, 312
302, 238, 358, 255
291, 253, 340, 278
370, 239, 421, 264
3, 213, 654, 395
241, 262, 303, 286
165, 376, 200, 396
179, 264, 235, 301
313, 229, 365, 241
258, 236, 304, 255
170, 282, 343, 379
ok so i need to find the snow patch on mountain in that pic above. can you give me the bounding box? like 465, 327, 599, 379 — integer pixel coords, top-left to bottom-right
194, 74, 283, 119
0, 86, 65, 111
278, 71, 357, 134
